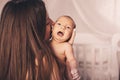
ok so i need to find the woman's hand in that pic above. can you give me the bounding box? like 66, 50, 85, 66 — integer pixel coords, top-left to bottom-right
68, 29, 76, 45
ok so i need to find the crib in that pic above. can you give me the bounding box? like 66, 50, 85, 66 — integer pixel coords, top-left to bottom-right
73, 33, 119, 80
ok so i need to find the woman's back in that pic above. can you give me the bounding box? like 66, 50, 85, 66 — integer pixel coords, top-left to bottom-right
0, 0, 63, 80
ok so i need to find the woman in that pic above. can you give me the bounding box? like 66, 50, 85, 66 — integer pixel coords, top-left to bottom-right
0, 0, 62, 80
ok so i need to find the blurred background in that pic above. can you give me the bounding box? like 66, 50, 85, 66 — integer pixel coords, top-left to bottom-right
1, 0, 120, 80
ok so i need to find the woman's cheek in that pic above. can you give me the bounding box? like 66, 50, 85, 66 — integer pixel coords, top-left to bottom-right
45, 25, 51, 40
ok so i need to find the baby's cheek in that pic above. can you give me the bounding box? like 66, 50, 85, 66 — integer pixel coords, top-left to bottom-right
69, 31, 73, 36
67, 33, 72, 39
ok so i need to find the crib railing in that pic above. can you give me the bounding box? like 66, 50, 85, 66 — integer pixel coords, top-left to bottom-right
73, 44, 119, 80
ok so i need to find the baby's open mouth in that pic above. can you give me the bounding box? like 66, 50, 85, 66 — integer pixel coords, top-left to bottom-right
57, 31, 64, 37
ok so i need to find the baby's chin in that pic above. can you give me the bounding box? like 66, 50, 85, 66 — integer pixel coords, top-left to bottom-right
57, 38, 69, 43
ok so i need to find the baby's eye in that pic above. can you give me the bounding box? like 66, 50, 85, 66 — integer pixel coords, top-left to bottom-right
57, 23, 61, 25
66, 26, 71, 29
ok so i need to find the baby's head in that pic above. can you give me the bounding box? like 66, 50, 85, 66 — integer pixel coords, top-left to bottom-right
56, 15, 76, 28
52, 15, 76, 42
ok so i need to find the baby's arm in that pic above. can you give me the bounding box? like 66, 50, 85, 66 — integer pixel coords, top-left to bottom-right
68, 29, 76, 45
65, 43, 81, 80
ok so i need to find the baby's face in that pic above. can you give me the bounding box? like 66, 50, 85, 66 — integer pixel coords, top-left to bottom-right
52, 16, 74, 42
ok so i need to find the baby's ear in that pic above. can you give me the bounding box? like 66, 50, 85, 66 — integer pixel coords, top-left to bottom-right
51, 25, 54, 31
51, 22, 55, 30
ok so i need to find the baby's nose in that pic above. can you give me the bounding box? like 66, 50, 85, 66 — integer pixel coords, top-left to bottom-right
61, 25, 66, 30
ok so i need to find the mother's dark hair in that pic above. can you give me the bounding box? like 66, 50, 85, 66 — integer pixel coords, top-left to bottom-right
0, 0, 61, 80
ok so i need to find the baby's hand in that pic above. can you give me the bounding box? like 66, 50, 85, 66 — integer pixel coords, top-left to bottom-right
68, 29, 76, 45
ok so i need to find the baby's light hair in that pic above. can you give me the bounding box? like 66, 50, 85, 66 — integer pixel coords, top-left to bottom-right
56, 15, 76, 28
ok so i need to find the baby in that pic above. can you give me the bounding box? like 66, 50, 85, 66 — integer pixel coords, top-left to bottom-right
50, 15, 81, 80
